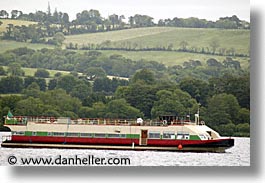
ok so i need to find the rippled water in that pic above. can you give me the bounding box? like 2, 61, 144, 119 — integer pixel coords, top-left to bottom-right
0, 134, 250, 166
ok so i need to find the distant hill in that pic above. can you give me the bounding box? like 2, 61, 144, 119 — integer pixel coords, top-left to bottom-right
0, 20, 250, 68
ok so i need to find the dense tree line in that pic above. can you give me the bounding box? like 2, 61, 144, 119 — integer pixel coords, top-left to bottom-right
0, 47, 249, 136
0, 69, 250, 136
0, 48, 167, 78
0, 8, 250, 31
157, 15, 249, 29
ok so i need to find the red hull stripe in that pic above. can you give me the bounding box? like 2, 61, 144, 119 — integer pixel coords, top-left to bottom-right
11, 135, 232, 147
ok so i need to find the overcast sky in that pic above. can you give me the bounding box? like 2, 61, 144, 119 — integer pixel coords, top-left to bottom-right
0, 0, 250, 22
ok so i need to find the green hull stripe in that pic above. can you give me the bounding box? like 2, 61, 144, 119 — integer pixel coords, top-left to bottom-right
190, 135, 201, 140
126, 134, 140, 139
14, 131, 201, 140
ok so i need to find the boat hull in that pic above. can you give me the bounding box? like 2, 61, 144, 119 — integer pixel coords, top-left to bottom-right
2, 135, 234, 153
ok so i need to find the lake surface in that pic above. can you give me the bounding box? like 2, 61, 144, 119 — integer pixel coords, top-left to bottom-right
0, 134, 250, 166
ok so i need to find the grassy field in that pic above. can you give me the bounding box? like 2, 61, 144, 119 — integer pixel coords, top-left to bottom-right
65, 27, 249, 68
65, 27, 250, 55
0, 39, 250, 68
77, 50, 249, 68
0, 40, 53, 53
64, 27, 176, 45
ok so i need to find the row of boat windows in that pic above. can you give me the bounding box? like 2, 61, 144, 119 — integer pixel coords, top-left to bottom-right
12, 131, 127, 138
12, 131, 191, 140
149, 131, 190, 140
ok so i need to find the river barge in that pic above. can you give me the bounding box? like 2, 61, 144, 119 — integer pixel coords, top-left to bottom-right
2, 112, 234, 152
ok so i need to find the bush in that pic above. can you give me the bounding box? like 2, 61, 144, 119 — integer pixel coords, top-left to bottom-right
0, 66, 7, 75
34, 69, 50, 78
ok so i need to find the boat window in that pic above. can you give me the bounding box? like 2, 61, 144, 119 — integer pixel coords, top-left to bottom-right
67, 133, 79, 137
177, 131, 190, 140
199, 134, 207, 140
52, 132, 65, 136
12, 131, 25, 135
94, 133, 106, 138
47, 132, 52, 136
120, 134, 126, 138
32, 132, 37, 136
148, 132, 160, 139
80, 133, 93, 137
108, 134, 120, 138
163, 131, 175, 139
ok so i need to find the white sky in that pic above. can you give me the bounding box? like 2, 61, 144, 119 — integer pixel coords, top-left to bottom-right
0, 0, 250, 22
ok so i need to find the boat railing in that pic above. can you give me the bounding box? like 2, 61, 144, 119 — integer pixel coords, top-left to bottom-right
8, 116, 199, 126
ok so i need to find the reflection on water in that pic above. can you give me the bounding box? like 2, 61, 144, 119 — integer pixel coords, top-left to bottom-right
0, 135, 249, 166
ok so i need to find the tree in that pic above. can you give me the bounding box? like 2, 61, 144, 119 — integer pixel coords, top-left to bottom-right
237, 108, 250, 124
116, 82, 158, 118
0, 95, 22, 113
151, 89, 198, 119
70, 83, 92, 101
24, 76, 46, 91
14, 97, 46, 116
206, 93, 240, 128
0, 76, 24, 93
7, 63, 25, 76
56, 75, 78, 93
39, 89, 82, 114
128, 16, 134, 27
179, 77, 210, 105
0, 10, 9, 18
76, 9, 102, 25
11, 10, 22, 19
209, 39, 220, 54
82, 92, 108, 107
86, 67, 106, 79
34, 68, 50, 78
131, 69, 156, 85
132, 14, 154, 27
89, 102, 107, 118
48, 78, 58, 90
105, 99, 143, 119
0, 66, 6, 75
108, 14, 119, 29
179, 41, 188, 51
206, 58, 223, 68
22, 82, 41, 98
52, 32, 65, 46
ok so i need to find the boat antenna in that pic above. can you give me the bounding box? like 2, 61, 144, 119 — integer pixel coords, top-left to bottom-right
197, 103, 201, 125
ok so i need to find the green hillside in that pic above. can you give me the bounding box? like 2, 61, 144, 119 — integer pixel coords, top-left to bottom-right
0, 20, 250, 68
98, 50, 250, 68
65, 27, 250, 55
0, 40, 53, 53
65, 27, 250, 68
64, 27, 176, 44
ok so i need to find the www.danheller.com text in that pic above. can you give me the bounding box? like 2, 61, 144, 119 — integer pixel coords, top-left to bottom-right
7, 154, 131, 166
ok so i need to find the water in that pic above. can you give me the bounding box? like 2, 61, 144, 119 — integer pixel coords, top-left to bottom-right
0, 134, 250, 166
